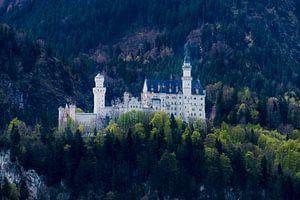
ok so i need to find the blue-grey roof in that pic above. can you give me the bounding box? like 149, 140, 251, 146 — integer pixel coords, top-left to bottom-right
146, 79, 204, 95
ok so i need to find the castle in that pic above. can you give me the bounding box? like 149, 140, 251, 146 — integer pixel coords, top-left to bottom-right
58, 56, 206, 130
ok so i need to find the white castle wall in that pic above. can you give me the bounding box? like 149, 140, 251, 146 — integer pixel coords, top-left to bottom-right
75, 113, 97, 126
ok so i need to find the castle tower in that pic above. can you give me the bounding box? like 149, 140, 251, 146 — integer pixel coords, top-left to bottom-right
93, 74, 106, 114
182, 56, 192, 96
58, 106, 64, 128
181, 56, 193, 120
123, 92, 130, 111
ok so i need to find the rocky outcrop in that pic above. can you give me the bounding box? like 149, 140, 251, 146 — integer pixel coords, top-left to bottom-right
0, 150, 48, 199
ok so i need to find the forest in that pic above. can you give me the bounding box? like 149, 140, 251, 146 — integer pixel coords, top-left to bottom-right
1, 112, 300, 199
0, 0, 300, 199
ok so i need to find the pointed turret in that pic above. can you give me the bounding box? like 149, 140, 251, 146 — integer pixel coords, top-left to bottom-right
143, 79, 147, 93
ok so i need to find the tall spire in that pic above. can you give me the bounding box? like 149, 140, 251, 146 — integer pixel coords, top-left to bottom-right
143, 79, 147, 93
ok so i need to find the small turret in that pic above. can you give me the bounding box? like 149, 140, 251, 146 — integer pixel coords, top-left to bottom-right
58, 104, 76, 129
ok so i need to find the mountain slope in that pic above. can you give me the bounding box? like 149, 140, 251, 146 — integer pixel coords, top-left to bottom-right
0, 23, 74, 128
0, 1, 300, 130
1, 0, 299, 96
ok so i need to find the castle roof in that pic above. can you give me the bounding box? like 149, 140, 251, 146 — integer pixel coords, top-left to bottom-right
183, 56, 191, 68
145, 79, 204, 95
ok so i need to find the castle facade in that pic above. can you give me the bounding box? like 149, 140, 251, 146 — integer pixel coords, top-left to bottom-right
58, 57, 206, 130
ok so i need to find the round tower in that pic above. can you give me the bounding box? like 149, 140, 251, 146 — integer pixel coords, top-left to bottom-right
93, 74, 106, 114
58, 106, 64, 128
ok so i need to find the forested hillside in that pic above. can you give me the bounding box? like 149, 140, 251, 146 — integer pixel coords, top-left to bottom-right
0, 23, 75, 129
1, 0, 299, 94
0, 0, 299, 129
0, 0, 300, 199
1, 113, 300, 199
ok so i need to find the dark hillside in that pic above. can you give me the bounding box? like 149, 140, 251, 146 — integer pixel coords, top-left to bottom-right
0, 0, 300, 129
0, 23, 74, 128
1, 0, 299, 96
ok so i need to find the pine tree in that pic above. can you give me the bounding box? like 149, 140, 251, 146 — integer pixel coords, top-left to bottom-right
19, 179, 29, 200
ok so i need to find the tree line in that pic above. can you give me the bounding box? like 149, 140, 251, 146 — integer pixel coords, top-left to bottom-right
1, 112, 300, 199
